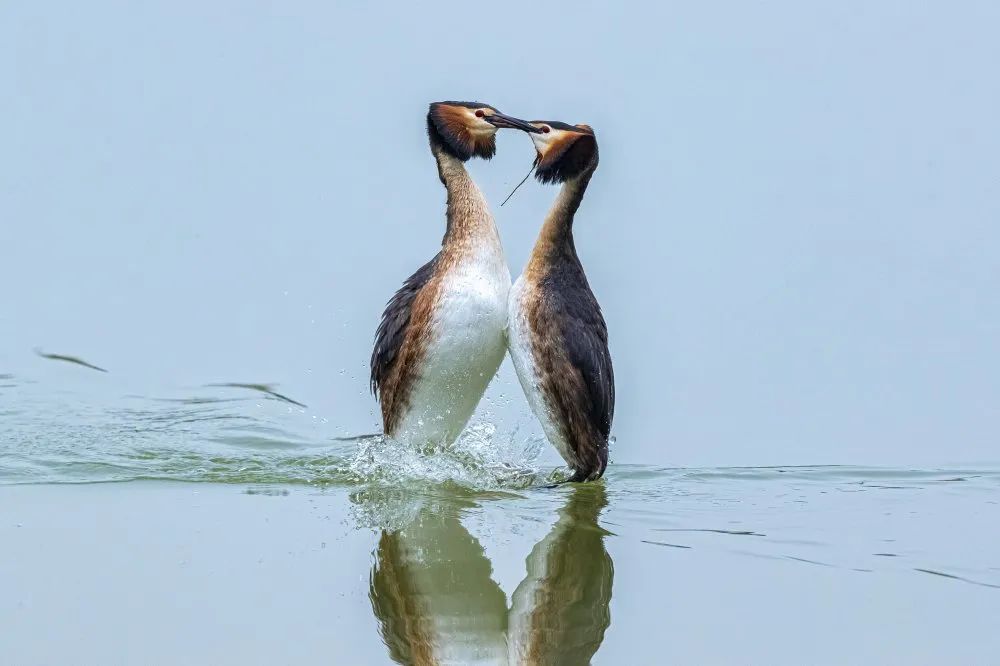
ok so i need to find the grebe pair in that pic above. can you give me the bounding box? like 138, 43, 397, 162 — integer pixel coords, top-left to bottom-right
370, 102, 612, 482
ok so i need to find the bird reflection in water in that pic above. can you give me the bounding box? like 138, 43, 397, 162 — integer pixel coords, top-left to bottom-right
364, 484, 613, 665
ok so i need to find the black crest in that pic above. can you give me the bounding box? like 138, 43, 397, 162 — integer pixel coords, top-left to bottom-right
427, 101, 497, 162
534, 124, 598, 184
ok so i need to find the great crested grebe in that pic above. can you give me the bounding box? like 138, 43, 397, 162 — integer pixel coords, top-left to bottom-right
371, 101, 540, 447
507, 121, 614, 482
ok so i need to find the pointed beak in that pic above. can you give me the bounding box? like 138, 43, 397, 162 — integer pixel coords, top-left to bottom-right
486, 112, 542, 133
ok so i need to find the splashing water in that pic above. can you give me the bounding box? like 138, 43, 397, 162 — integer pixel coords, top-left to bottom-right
0, 377, 552, 490
349, 422, 547, 490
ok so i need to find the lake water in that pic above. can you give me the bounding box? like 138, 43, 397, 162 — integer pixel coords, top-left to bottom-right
4, 1, 1000, 663
2, 368, 998, 664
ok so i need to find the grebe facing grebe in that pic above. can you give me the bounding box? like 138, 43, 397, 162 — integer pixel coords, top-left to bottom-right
371, 101, 540, 447
507, 121, 614, 482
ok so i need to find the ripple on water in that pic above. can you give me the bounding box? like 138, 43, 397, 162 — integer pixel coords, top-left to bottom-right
0, 384, 553, 489
3, 380, 1000, 595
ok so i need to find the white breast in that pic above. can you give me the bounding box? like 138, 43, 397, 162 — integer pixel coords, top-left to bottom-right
394, 242, 511, 449
506, 277, 573, 466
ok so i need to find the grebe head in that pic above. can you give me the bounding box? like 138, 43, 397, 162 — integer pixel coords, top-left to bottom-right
528, 122, 598, 184
427, 101, 540, 161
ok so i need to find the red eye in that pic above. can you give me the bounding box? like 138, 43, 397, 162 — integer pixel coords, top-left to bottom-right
475, 109, 485, 118
541, 126, 551, 134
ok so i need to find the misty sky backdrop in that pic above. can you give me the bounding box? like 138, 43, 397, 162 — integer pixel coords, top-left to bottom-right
2, 1, 998, 467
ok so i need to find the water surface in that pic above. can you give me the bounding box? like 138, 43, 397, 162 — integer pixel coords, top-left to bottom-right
2, 372, 999, 664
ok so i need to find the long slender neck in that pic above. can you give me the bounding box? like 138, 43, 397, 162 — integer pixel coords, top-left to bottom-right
432, 146, 495, 248
528, 167, 595, 272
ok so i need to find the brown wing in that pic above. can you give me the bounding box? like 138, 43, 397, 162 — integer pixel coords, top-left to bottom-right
370, 254, 440, 432
533, 264, 614, 480
558, 293, 615, 442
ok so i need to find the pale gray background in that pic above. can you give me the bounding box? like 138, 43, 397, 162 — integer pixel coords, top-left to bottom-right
2, 1, 998, 467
